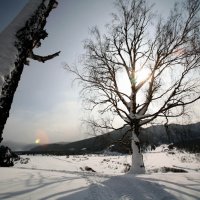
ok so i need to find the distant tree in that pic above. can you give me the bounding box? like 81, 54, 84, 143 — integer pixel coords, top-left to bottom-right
0, 0, 60, 143
67, 0, 200, 174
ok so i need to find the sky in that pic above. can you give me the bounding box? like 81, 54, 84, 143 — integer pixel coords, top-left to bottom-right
0, 0, 199, 145
1, 0, 115, 144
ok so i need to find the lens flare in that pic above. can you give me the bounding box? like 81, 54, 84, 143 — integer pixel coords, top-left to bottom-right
35, 129, 49, 145
35, 139, 40, 144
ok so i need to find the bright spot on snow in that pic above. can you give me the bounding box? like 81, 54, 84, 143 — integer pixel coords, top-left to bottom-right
35, 139, 40, 144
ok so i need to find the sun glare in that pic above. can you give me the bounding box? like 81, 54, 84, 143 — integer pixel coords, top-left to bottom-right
35, 139, 40, 144
117, 67, 151, 95
35, 129, 49, 145
136, 67, 151, 84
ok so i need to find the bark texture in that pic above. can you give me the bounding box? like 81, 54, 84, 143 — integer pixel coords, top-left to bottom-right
0, 0, 59, 143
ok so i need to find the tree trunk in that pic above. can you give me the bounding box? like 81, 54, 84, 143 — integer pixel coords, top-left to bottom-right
0, 62, 25, 143
0, 0, 58, 143
129, 125, 145, 174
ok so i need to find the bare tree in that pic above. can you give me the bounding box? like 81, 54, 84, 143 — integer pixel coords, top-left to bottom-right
67, 0, 200, 174
0, 0, 60, 143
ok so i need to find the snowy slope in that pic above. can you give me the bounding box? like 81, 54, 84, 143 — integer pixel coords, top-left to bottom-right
0, 148, 200, 200
0, 0, 42, 97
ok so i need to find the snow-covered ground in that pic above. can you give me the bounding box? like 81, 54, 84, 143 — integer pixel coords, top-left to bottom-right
0, 147, 200, 200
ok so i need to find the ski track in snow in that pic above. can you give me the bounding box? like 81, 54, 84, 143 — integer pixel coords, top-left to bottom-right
50, 156, 118, 200
82, 172, 116, 200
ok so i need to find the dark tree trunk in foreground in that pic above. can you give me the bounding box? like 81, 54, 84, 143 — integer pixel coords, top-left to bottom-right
0, 0, 60, 143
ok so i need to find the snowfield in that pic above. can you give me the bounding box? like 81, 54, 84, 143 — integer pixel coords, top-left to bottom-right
0, 148, 200, 200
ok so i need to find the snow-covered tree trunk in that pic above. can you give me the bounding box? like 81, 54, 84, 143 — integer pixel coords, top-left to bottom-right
0, 0, 59, 143
129, 125, 145, 174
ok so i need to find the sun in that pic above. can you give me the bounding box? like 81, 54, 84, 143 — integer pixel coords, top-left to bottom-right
35, 138, 40, 144
136, 67, 151, 84
117, 67, 151, 96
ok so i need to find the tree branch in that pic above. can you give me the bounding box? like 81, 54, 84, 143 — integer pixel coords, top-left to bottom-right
29, 50, 61, 63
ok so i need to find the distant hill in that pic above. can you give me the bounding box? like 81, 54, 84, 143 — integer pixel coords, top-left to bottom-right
29, 122, 200, 154
140, 123, 200, 152
1, 141, 70, 152
140, 122, 200, 145
29, 128, 126, 154
4, 123, 198, 153
1, 141, 37, 151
